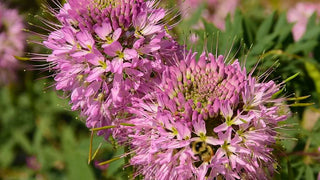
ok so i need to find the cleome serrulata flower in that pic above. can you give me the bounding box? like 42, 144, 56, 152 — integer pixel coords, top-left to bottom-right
287, 2, 320, 41
40, 0, 182, 138
0, 3, 25, 85
115, 51, 289, 179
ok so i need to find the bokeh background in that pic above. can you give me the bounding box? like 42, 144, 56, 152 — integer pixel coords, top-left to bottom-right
0, 0, 319, 179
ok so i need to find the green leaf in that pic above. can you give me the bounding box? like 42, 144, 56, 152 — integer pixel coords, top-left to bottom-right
106, 146, 125, 177
13, 130, 32, 154
251, 33, 278, 55
305, 62, 320, 97
200, 13, 242, 57
256, 12, 275, 41
278, 24, 293, 44
286, 41, 318, 54
287, 159, 294, 180
305, 165, 315, 180
290, 103, 314, 107
242, 14, 256, 45
62, 127, 95, 180
301, 13, 320, 41
283, 72, 300, 83
178, 3, 205, 41
14, 56, 31, 61
278, 116, 299, 152
312, 117, 320, 132
287, 95, 311, 101
0, 141, 15, 167
310, 119, 320, 146
180, 4, 204, 28
274, 13, 287, 34
301, 26, 320, 41
226, 10, 243, 36
295, 166, 305, 180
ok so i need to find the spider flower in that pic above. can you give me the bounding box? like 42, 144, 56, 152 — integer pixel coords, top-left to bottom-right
116, 52, 289, 179
42, 0, 181, 134
0, 3, 25, 85
179, 0, 240, 30
287, 2, 320, 41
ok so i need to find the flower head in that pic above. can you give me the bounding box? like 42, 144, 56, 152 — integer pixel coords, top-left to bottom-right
116, 52, 289, 179
0, 3, 25, 85
42, 0, 182, 136
287, 2, 320, 41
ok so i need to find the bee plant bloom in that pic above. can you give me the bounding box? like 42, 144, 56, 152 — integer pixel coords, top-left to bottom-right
116, 52, 289, 179
0, 3, 25, 85
179, 0, 240, 30
41, 0, 181, 136
287, 2, 320, 41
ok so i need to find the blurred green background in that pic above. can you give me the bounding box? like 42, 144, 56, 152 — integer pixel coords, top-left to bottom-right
1, 0, 320, 179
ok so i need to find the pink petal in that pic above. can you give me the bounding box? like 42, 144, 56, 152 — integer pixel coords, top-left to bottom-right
71, 87, 82, 101
148, 9, 165, 23
86, 52, 103, 66
206, 137, 224, 145
125, 68, 144, 77
112, 28, 122, 41
213, 123, 228, 133
111, 57, 124, 74
94, 22, 112, 40
111, 74, 123, 102
85, 82, 100, 97
103, 41, 122, 57
140, 44, 160, 53
124, 48, 138, 60
133, 38, 145, 49
86, 67, 105, 82
142, 25, 162, 36
76, 30, 94, 49
71, 50, 90, 57
133, 11, 147, 28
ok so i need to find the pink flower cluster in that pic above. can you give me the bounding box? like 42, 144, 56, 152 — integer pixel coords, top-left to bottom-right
41, 0, 289, 179
0, 3, 25, 85
116, 52, 288, 179
179, 0, 240, 30
43, 0, 181, 136
287, 2, 320, 41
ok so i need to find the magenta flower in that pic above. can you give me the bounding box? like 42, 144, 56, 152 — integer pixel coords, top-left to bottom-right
287, 2, 320, 41
26, 156, 41, 171
116, 52, 289, 179
40, 0, 182, 137
0, 3, 25, 85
